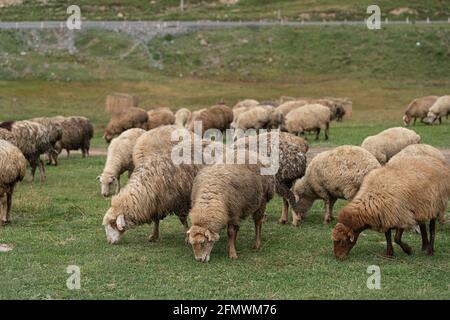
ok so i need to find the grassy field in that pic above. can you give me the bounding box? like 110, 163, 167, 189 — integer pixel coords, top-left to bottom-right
0, 21, 449, 299
0, 155, 449, 299
0, 0, 449, 21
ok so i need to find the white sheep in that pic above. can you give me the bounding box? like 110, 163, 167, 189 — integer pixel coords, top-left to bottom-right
97, 128, 146, 197
361, 127, 421, 164
426, 95, 450, 124
389, 144, 447, 163
293, 146, 381, 225
0, 139, 26, 225
174, 108, 192, 127
282, 104, 331, 140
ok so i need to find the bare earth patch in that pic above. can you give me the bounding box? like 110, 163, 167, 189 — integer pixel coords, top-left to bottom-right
0, 243, 15, 252
389, 7, 418, 16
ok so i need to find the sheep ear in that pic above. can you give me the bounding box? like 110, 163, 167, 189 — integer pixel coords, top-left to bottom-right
112, 176, 117, 181
116, 214, 126, 231
205, 229, 219, 242
96, 176, 101, 180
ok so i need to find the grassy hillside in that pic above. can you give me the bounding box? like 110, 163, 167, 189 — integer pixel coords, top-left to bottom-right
0, 25, 449, 148
0, 0, 449, 21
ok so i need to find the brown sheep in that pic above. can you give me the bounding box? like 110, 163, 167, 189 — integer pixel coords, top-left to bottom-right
187, 162, 276, 262
403, 95, 438, 126
188, 104, 233, 134
30, 117, 64, 166
146, 107, 175, 130
54, 116, 93, 159
331, 156, 450, 260
104, 107, 148, 143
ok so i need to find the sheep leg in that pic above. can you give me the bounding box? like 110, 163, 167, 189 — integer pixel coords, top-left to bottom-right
253, 216, 263, 250
426, 219, 436, 256
227, 224, 239, 260
178, 215, 190, 244
66, 150, 70, 158
394, 228, 412, 255
385, 229, 394, 257
0, 194, 7, 225
419, 223, 429, 251
29, 160, 37, 182
276, 183, 301, 226
413, 118, 417, 125
39, 159, 46, 182
277, 198, 289, 225
323, 197, 337, 224
115, 176, 120, 194
438, 117, 442, 125
315, 128, 320, 140
148, 219, 160, 242
324, 123, 329, 140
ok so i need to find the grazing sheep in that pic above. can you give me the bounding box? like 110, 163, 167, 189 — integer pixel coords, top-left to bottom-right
293, 146, 381, 225
282, 104, 331, 140
324, 97, 353, 120
0, 140, 26, 225
426, 95, 450, 124
276, 100, 309, 116
234, 106, 284, 131
102, 151, 204, 244
30, 117, 64, 166
132, 125, 194, 168
403, 95, 438, 126
147, 107, 175, 130
234, 132, 308, 226
104, 107, 148, 143
332, 156, 450, 260
389, 144, 446, 163
187, 163, 276, 262
97, 128, 146, 197
188, 104, 233, 134
0, 120, 53, 182
232, 99, 259, 110
54, 116, 93, 159
174, 108, 192, 127
310, 99, 346, 122
361, 127, 421, 165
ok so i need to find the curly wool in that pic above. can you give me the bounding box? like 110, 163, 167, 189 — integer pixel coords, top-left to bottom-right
187, 104, 233, 133
389, 144, 447, 163
283, 104, 331, 138
147, 107, 175, 130
427, 95, 450, 122
234, 106, 284, 131
174, 108, 192, 127
104, 107, 148, 142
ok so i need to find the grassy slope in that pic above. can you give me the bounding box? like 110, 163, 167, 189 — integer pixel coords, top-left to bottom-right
0, 0, 449, 21
0, 155, 449, 299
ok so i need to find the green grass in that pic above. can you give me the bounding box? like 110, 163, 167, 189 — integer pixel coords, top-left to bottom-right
0, 0, 449, 21
0, 155, 449, 299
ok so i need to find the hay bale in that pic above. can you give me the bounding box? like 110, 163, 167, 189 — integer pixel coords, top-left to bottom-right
105, 93, 139, 115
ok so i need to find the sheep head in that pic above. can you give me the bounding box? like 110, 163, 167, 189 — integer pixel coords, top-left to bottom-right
187, 225, 220, 263
97, 174, 118, 197
424, 111, 438, 124
402, 115, 411, 126
102, 209, 127, 244
331, 223, 358, 260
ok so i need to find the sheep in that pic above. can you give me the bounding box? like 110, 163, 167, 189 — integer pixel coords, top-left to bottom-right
234, 132, 308, 226
174, 108, 192, 127
97, 128, 146, 197
232, 99, 259, 109
0, 139, 26, 225
293, 146, 381, 225
147, 107, 175, 130
29, 117, 64, 166
132, 125, 194, 168
310, 99, 346, 122
187, 104, 233, 134
0, 120, 53, 182
282, 104, 331, 140
425, 95, 450, 125
331, 156, 450, 260
187, 162, 276, 262
276, 100, 308, 116
389, 144, 447, 163
104, 107, 148, 143
361, 127, 421, 165
403, 95, 438, 126
54, 116, 93, 159
102, 150, 205, 244
0, 128, 16, 145
233, 106, 284, 131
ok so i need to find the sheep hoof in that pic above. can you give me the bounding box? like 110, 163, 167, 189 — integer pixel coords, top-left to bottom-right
277, 218, 287, 225
148, 235, 159, 242
401, 245, 412, 255
292, 220, 300, 227
253, 242, 261, 250
229, 253, 238, 260
426, 248, 434, 256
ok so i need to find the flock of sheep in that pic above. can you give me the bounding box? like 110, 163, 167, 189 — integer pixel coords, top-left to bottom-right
0, 94, 449, 262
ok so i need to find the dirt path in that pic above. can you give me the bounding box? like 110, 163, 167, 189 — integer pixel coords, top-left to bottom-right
69, 146, 450, 163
